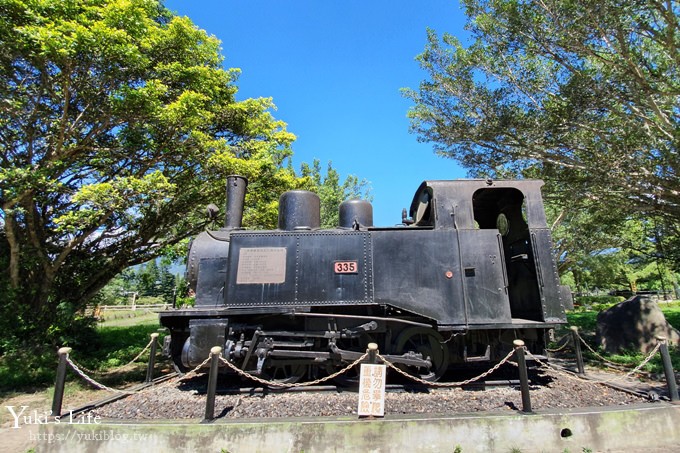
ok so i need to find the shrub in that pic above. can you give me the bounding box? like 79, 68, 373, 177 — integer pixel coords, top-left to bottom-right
574, 295, 625, 310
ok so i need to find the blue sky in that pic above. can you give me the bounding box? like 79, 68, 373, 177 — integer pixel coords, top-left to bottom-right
164, 0, 469, 226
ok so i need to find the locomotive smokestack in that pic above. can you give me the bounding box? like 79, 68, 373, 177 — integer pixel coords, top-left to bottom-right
224, 175, 248, 229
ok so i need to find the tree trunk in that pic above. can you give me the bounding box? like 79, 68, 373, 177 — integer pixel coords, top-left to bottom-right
3, 207, 21, 289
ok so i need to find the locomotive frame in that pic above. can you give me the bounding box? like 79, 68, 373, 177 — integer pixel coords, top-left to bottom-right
160, 175, 572, 384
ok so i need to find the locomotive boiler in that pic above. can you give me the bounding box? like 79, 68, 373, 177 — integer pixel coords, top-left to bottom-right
160, 175, 572, 384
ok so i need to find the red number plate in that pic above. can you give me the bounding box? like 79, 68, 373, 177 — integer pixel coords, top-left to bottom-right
334, 261, 358, 274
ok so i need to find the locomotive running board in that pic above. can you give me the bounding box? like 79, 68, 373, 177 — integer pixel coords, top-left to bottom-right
289, 311, 433, 328
465, 320, 565, 330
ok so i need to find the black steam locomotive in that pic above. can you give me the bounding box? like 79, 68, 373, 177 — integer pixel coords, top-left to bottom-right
160, 175, 571, 383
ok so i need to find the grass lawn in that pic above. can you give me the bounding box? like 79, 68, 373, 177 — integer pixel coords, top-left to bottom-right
0, 311, 168, 413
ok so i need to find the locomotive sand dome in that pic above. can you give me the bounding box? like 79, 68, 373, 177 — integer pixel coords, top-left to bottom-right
160, 176, 572, 384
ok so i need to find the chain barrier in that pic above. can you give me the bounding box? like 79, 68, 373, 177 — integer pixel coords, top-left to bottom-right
195, 348, 519, 389
217, 353, 369, 388
59, 335, 169, 395
146, 356, 215, 392
65, 350, 211, 396
67, 337, 156, 376
377, 349, 516, 388
597, 342, 662, 384
544, 333, 572, 353
207, 350, 516, 389
160, 348, 519, 390
573, 328, 652, 369
516, 350, 597, 385
64, 355, 137, 394
176, 356, 214, 381
526, 342, 662, 385
64, 329, 662, 395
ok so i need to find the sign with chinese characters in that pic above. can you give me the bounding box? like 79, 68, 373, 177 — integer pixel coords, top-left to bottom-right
357, 364, 386, 417
236, 247, 286, 284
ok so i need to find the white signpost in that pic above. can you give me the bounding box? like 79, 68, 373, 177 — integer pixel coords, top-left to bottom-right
357, 363, 387, 417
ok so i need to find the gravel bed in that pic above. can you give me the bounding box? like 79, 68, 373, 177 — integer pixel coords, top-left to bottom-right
91, 368, 653, 420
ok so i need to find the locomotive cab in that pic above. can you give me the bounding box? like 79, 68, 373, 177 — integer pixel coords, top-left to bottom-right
405, 179, 570, 326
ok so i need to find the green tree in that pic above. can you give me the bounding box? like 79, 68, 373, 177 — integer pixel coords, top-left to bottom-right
405, 0, 679, 267
300, 160, 372, 228
136, 259, 161, 297
0, 0, 301, 349
552, 205, 678, 295
158, 259, 176, 304
92, 268, 135, 305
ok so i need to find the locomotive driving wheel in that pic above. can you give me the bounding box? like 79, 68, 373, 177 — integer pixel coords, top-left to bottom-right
393, 327, 449, 382
260, 361, 308, 385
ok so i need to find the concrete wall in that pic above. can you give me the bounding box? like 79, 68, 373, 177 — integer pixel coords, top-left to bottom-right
28, 403, 680, 453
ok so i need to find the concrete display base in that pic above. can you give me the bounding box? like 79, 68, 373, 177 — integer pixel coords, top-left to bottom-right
24, 403, 679, 452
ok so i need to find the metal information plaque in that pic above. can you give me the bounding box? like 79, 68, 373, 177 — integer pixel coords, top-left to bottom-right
357, 364, 386, 417
236, 247, 287, 284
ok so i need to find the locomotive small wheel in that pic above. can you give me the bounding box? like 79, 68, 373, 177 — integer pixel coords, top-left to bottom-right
393, 327, 449, 382
170, 332, 190, 374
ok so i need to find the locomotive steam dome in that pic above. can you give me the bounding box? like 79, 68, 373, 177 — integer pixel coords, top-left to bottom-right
339, 199, 373, 228
278, 190, 321, 230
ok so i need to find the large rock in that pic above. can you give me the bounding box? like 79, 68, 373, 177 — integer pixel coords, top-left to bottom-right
596, 295, 680, 353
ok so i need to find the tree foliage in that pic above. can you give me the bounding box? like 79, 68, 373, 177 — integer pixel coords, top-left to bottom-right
551, 205, 679, 295
0, 0, 303, 350
405, 0, 680, 272
96, 260, 182, 305
407, 0, 679, 208
300, 159, 372, 228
